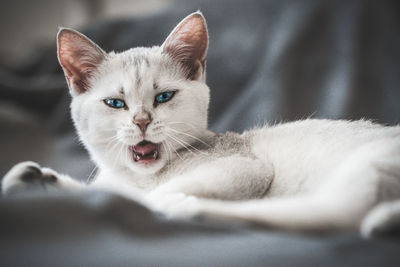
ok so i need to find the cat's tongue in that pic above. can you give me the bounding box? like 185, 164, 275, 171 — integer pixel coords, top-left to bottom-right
133, 141, 157, 155
130, 141, 159, 163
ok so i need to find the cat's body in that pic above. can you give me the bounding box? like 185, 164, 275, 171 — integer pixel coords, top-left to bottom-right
94, 118, 400, 197
2, 12, 400, 238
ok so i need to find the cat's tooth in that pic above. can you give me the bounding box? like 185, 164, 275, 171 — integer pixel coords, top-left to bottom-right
153, 150, 158, 160
134, 153, 140, 161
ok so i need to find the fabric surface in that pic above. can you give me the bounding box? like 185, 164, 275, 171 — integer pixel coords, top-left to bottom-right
1, 0, 400, 266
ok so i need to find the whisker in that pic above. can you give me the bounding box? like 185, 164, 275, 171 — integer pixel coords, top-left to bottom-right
105, 137, 121, 154
166, 133, 195, 156
163, 141, 172, 163
167, 121, 201, 132
166, 127, 210, 147
124, 144, 131, 168
166, 132, 209, 156
111, 142, 125, 170
164, 136, 184, 161
86, 166, 98, 184
161, 141, 172, 171
94, 133, 120, 147
104, 136, 121, 151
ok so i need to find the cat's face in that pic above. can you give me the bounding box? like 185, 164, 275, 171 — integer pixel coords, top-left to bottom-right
57, 12, 209, 175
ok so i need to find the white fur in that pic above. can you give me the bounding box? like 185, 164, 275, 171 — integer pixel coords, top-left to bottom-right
3, 12, 400, 238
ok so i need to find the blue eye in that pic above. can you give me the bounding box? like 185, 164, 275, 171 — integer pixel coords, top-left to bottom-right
104, 98, 126, 109
155, 91, 176, 104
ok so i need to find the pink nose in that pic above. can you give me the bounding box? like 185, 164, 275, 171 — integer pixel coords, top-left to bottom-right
133, 112, 152, 132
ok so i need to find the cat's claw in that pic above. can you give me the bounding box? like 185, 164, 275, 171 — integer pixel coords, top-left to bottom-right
2, 161, 60, 195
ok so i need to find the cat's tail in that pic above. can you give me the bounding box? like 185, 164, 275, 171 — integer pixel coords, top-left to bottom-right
361, 200, 400, 238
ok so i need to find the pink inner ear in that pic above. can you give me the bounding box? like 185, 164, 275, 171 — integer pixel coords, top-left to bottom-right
57, 30, 105, 94
169, 17, 208, 59
163, 13, 209, 80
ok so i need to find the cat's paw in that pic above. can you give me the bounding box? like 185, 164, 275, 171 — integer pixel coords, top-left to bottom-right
2, 161, 60, 195
360, 202, 400, 239
145, 192, 200, 218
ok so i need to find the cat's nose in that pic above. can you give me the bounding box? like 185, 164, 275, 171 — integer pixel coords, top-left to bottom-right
133, 112, 152, 133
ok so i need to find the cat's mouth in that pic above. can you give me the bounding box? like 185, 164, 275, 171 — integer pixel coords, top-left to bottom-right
129, 140, 160, 164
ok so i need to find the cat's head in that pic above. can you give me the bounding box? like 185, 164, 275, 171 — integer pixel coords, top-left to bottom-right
57, 12, 210, 175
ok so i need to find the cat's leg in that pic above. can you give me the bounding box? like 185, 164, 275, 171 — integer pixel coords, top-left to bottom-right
180, 196, 361, 232
176, 138, 400, 234
145, 156, 273, 214
2, 161, 85, 196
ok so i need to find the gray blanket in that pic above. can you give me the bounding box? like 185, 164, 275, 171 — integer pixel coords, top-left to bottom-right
1, 0, 400, 266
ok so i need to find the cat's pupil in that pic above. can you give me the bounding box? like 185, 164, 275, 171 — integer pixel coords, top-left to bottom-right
112, 100, 121, 108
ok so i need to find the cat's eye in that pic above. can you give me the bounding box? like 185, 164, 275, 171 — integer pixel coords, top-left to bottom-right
104, 98, 126, 109
155, 91, 176, 104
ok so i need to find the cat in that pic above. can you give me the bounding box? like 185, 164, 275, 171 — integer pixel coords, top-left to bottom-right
2, 11, 400, 238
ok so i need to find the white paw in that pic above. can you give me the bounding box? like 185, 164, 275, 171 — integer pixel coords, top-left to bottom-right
360, 202, 400, 239
2, 161, 60, 195
145, 192, 200, 218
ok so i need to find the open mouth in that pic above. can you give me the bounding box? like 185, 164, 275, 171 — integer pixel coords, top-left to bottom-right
129, 140, 160, 164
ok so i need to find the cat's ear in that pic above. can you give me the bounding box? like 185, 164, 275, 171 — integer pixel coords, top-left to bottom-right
57, 28, 106, 95
162, 11, 208, 80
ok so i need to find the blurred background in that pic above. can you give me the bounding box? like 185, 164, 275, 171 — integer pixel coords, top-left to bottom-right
1, 0, 400, 181
0, 0, 173, 68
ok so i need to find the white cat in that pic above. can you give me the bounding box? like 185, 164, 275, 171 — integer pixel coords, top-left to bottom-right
3, 12, 400, 238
